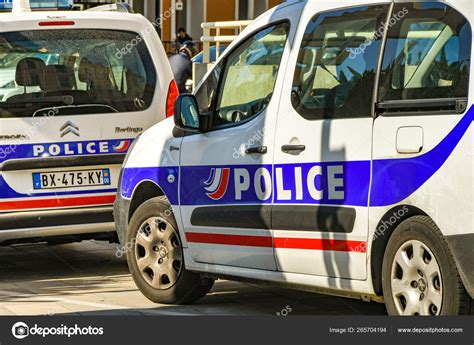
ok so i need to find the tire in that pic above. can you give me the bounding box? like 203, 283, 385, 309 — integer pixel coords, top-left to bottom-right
126, 196, 214, 304
382, 216, 471, 315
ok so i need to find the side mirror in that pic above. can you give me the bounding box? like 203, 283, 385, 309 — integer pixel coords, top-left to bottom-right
173, 94, 211, 133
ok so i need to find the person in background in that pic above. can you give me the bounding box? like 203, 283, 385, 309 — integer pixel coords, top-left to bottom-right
177, 28, 193, 45
169, 41, 197, 94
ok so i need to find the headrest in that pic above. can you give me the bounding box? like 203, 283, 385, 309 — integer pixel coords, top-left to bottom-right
78, 57, 93, 84
15, 58, 46, 87
43, 65, 75, 92
78, 56, 110, 85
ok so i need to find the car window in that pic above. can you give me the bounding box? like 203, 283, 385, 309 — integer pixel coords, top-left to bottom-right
195, 61, 222, 114
291, 5, 390, 120
378, 2, 471, 103
212, 22, 289, 127
0, 30, 157, 118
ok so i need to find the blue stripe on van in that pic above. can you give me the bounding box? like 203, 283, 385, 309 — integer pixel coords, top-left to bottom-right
0, 139, 134, 164
370, 108, 473, 206
0, 138, 133, 201
121, 107, 472, 208
121, 166, 180, 205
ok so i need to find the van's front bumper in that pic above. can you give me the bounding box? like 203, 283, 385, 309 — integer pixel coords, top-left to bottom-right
446, 234, 474, 299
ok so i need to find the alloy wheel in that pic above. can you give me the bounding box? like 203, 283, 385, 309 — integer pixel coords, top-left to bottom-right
390, 240, 443, 315
134, 217, 183, 290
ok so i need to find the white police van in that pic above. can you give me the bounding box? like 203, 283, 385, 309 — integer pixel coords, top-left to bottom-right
115, 0, 473, 315
0, 0, 177, 245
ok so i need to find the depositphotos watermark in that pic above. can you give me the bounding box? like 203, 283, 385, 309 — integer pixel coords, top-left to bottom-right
115, 207, 173, 258
276, 305, 293, 317
347, 6, 409, 59
116, 7, 175, 59
232, 128, 265, 159
11, 321, 104, 340
0, 107, 58, 161
351, 205, 410, 253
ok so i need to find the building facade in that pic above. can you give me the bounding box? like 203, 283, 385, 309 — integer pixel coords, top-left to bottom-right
127, 0, 285, 44
68, 0, 285, 52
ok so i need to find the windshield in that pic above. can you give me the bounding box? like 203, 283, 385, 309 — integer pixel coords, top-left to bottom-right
0, 29, 157, 117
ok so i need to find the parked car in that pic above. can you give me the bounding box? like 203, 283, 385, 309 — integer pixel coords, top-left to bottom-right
115, 0, 473, 315
0, 2, 178, 245
192, 45, 228, 64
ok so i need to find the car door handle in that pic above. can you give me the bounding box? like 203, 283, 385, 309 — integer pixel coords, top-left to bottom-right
170, 145, 180, 152
282, 145, 306, 154
245, 146, 268, 155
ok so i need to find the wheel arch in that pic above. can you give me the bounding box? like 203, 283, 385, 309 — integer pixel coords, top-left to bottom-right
129, 181, 167, 223
370, 204, 428, 296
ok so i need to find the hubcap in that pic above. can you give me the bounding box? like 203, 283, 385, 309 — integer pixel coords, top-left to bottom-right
134, 217, 183, 290
390, 240, 443, 315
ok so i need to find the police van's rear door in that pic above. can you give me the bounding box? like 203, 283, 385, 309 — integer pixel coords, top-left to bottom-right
371, 2, 472, 258
0, 20, 159, 227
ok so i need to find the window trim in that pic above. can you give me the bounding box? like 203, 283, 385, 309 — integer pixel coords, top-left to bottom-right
376, 97, 468, 117
204, 19, 291, 132
374, 2, 472, 117
371, 2, 394, 119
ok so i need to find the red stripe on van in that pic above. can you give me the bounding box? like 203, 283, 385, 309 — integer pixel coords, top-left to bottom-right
0, 195, 116, 211
186, 232, 366, 253
186, 232, 273, 248
273, 238, 366, 253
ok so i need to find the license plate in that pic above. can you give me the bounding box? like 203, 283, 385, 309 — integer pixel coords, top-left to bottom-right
33, 169, 111, 190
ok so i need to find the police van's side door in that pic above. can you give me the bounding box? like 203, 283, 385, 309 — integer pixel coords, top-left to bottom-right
272, 2, 391, 280
179, 7, 301, 270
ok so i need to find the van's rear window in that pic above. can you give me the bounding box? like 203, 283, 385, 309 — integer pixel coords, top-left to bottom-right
0, 29, 157, 117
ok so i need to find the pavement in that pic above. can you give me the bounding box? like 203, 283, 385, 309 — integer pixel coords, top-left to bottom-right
0, 240, 387, 316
